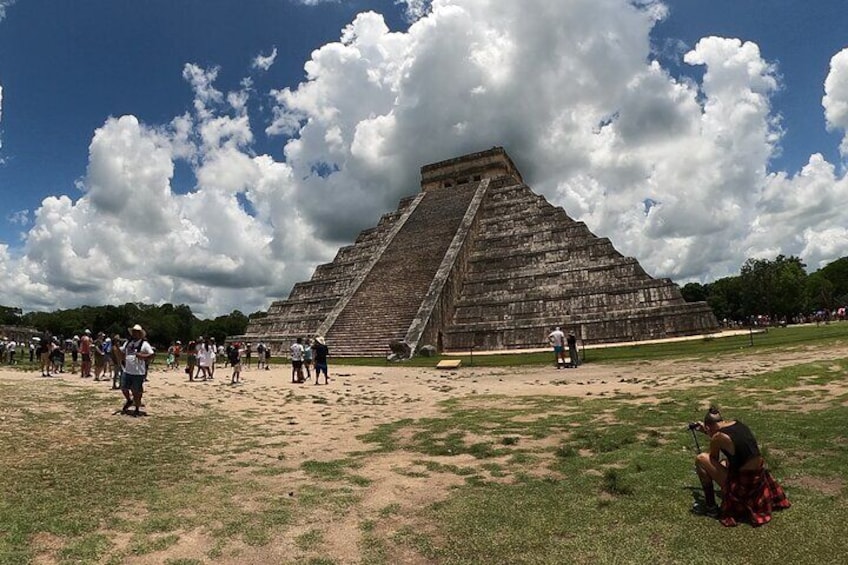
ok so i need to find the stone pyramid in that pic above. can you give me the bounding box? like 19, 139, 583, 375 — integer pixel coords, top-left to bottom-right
239, 147, 717, 357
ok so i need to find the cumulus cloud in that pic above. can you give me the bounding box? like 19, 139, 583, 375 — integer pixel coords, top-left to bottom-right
252, 47, 278, 72
3, 0, 848, 318
823, 48, 848, 156
0, 64, 333, 316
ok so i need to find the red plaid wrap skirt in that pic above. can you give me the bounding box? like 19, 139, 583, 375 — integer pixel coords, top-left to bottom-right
720, 463, 791, 527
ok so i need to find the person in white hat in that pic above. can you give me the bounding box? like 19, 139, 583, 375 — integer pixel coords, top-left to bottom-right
80, 329, 92, 378
119, 324, 154, 416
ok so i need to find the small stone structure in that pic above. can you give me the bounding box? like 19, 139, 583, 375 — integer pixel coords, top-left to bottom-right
234, 147, 718, 356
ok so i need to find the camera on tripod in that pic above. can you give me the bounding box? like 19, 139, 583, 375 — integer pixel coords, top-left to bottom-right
687, 422, 700, 431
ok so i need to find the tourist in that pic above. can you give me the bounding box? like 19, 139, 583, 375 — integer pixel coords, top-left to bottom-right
303, 338, 313, 382
166, 342, 176, 370
209, 337, 218, 379
70, 336, 79, 373
80, 329, 92, 378
264, 344, 271, 370
38, 335, 51, 377
256, 342, 265, 370
103, 336, 114, 381
228, 342, 242, 384
120, 324, 154, 417
245, 342, 252, 369
186, 340, 198, 381
693, 407, 790, 526
290, 337, 304, 383
312, 336, 329, 385
7, 339, 16, 365
567, 331, 580, 368
92, 333, 106, 381
173, 340, 182, 370
53, 337, 67, 373
198, 337, 214, 380
548, 326, 566, 368
110, 334, 124, 390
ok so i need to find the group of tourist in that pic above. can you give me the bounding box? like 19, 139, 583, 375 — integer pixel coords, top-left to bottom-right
25, 325, 153, 417
162, 339, 274, 380
288, 336, 330, 385
0, 337, 21, 364
547, 326, 580, 369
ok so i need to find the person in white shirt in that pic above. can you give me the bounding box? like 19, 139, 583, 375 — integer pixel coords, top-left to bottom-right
548, 327, 566, 369
290, 337, 305, 383
119, 324, 154, 416
198, 338, 215, 380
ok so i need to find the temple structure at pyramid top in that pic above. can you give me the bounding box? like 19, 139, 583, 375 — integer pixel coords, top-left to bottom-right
237, 147, 717, 357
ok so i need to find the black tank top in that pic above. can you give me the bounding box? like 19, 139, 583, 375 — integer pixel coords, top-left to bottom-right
720, 421, 760, 471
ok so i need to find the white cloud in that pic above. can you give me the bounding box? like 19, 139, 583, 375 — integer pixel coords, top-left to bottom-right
0, 0, 14, 22
396, 0, 431, 21
7, 210, 29, 226
823, 48, 848, 156
252, 47, 278, 71
3, 0, 848, 318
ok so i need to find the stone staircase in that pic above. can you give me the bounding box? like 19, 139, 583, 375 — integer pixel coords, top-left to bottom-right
325, 182, 481, 356
237, 196, 419, 354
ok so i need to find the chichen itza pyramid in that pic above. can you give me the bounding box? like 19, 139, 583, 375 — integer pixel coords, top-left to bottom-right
238, 147, 718, 357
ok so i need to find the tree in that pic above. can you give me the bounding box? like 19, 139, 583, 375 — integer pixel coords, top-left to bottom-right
739, 255, 807, 319
0, 306, 23, 326
681, 282, 708, 303
706, 276, 744, 322
814, 257, 848, 305
806, 272, 835, 312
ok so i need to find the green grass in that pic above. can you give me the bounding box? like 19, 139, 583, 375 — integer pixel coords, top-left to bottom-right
0, 381, 298, 564
371, 359, 848, 564
3, 327, 848, 564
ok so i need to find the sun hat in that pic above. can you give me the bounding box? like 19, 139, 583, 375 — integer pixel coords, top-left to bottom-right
315, 336, 325, 345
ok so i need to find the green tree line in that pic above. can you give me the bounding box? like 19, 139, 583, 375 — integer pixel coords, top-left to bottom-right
0, 303, 253, 348
681, 255, 848, 322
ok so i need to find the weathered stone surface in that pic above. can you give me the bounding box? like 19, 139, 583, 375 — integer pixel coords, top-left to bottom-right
389, 340, 412, 359
418, 345, 437, 357
234, 147, 718, 356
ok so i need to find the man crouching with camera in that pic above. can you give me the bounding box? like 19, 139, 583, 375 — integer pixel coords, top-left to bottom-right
692, 407, 790, 526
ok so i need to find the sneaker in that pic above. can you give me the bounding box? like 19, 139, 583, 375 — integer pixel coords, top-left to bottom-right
692, 502, 720, 517
121, 400, 133, 414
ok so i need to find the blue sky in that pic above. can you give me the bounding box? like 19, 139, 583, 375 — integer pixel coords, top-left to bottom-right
0, 0, 847, 315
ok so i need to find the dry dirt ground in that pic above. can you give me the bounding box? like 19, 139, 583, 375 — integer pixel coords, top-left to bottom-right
4, 343, 848, 564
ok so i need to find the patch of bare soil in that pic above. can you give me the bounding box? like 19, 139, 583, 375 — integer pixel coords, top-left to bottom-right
785, 475, 845, 497
3, 341, 848, 564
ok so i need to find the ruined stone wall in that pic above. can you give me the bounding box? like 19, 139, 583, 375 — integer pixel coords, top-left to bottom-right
443, 180, 718, 350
